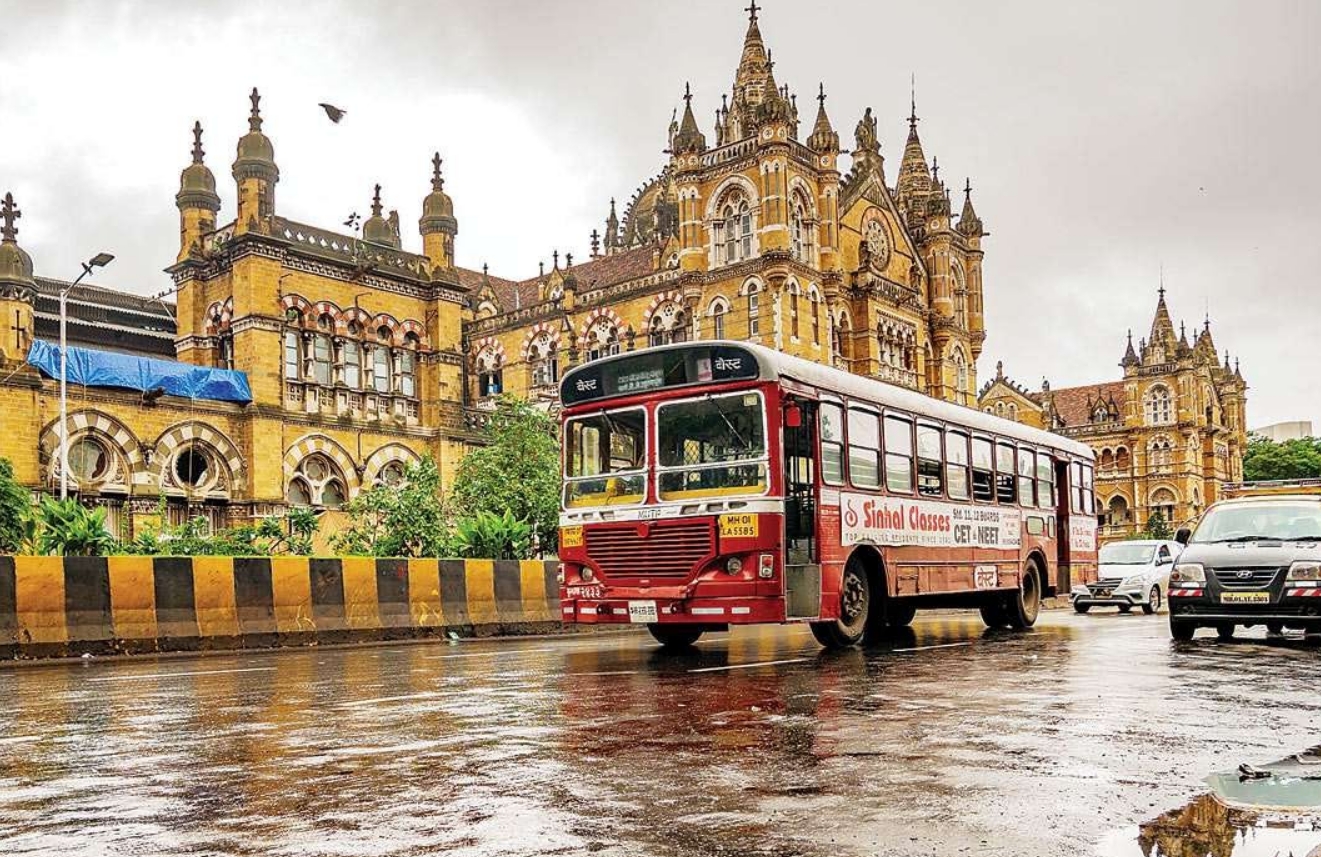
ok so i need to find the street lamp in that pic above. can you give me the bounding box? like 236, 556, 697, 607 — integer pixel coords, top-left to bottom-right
59, 252, 114, 500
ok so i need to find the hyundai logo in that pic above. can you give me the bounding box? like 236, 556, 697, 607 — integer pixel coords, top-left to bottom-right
1236, 570, 1254, 579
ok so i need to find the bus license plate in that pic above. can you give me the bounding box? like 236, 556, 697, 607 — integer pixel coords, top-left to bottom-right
628, 601, 659, 623
1221, 592, 1271, 604
720, 513, 758, 538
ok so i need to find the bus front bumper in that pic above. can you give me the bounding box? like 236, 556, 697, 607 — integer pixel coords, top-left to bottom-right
561, 595, 787, 625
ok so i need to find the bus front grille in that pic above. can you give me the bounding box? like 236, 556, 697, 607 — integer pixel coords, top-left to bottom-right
585, 520, 715, 580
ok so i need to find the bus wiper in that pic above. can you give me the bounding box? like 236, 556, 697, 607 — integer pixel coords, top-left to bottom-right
706, 394, 751, 453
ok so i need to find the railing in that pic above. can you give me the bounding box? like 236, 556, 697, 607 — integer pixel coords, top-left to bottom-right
273, 218, 433, 281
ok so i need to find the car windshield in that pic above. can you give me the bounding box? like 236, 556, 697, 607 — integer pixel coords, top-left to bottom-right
563, 408, 647, 507
656, 391, 767, 500
1191, 502, 1321, 543
1099, 543, 1157, 565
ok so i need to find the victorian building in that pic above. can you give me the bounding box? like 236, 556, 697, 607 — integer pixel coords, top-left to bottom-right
0, 6, 994, 538
978, 289, 1248, 539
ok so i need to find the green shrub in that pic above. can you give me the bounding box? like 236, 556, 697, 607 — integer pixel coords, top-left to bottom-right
0, 458, 30, 554
453, 510, 532, 560
330, 456, 452, 557
32, 497, 116, 557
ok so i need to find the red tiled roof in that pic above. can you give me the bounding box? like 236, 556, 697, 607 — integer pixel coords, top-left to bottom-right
1049, 380, 1126, 426
456, 245, 659, 314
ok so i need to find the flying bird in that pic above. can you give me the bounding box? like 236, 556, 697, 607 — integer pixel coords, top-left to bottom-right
343, 212, 360, 229
319, 102, 347, 123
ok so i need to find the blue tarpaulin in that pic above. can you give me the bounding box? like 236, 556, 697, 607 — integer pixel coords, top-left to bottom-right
26, 340, 252, 404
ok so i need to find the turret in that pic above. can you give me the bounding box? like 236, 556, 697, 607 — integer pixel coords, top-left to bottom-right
232, 88, 278, 233
176, 121, 221, 261
957, 178, 984, 239
363, 184, 399, 248
419, 152, 457, 272
604, 198, 619, 254
671, 84, 707, 155
895, 90, 932, 210
807, 83, 839, 154
0, 193, 35, 363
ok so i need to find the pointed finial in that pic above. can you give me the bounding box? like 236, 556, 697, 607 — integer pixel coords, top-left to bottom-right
1180, 320, 1187, 338
371, 183, 383, 216
909, 74, 919, 127
817, 82, 827, 106
248, 87, 263, 131
745, 0, 760, 22
590, 228, 601, 256
683, 82, 692, 105
539, 261, 545, 277
0, 192, 19, 242
553, 249, 560, 269
1204, 313, 1211, 332
431, 152, 445, 191
1127, 328, 1133, 343
191, 121, 205, 164
767, 49, 774, 72
565, 252, 573, 267
963, 177, 972, 199
482, 262, 489, 279
1158, 262, 1165, 300
931, 156, 940, 183
722, 93, 728, 111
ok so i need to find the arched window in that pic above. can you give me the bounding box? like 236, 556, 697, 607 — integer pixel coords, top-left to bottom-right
788, 282, 800, 339
372, 345, 391, 393
832, 311, 851, 368
740, 202, 752, 259
585, 318, 620, 363
950, 348, 969, 405
707, 297, 729, 340
528, 333, 558, 389
343, 339, 361, 388
745, 282, 762, 338
995, 402, 1005, 417
378, 461, 406, 487
648, 302, 688, 347
715, 191, 755, 266
1116, 446, 1132, 471
1149, 437, 1173, 473
1107, 495, 1131, 526
723, 204, 738, 264
289, 454, 347, 510
791, 204, 805, 260
809, 287, 822, 346
1008, 403, 1018, 421
283, 311, 303, 381
1144, 385, 1173, 425
399, 333, 419, 397
476, 348, 503, 397
312, 331, 332, 385
1100, 448, 1115, 470
67, 437, 110, 484
1150, 487, 1178, 524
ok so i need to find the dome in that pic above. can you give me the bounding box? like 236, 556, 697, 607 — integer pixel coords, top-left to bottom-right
236, 129, 275, 164
363, 214, 394, 245
423, 186, 453, 219
0, 241, 34, 286
231, 89, 279, 183
180, 161, 217, 194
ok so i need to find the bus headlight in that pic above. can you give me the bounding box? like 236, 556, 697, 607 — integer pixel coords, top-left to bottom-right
556, 564, 566, 585
1288, 561, 1321, 581
580, 567, 594, 582
1171, 563, 1205, 583
725, 557, 743, 575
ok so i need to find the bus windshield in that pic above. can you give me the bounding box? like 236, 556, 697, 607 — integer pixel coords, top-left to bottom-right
564, 408, 647, 507
656, 392, 767, 500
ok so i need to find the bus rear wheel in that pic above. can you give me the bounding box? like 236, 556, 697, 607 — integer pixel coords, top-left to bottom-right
647, 624, 703, 649
811, 561, 870, 649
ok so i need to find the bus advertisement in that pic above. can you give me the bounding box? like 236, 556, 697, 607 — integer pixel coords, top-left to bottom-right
556, 342, 1098, 649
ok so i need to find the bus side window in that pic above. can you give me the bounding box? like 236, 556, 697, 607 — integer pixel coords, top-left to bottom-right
820, 402, 845, 485
917, 423, 943, 497
946, 430, 971, 501
1036, 453, 1055, 509
995, 442, 1017, 504
972, 436, 994, 502
847, 407, 880, 489
1017, 448, 1036, 508
1071, 461, 1084, 514
1082, 463, 1096, 516
884, 415, 914, 493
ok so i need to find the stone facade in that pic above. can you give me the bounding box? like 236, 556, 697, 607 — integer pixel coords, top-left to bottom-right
0, 7, 994, 539
979, 290, 1248, 540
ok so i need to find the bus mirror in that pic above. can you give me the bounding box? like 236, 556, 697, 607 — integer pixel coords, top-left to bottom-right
785, 403, 803, 429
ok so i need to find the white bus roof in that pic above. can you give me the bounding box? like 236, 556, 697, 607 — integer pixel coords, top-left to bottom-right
564, 340, 1094, 461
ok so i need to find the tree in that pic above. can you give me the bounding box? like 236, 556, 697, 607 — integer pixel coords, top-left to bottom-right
1243, 434, 1321, 482
1142, 509, 1174, 541
0, 458, 29, 554
452, 396, 560, 553
330, 456, 451, 557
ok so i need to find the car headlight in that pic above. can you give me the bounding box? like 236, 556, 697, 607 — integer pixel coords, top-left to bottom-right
1288, 561, 1321, 581
1170, 563, 1205, 583
1120, 575, 1145, 588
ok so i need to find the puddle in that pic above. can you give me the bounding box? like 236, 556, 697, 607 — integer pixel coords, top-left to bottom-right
1100, 747, 1321, 856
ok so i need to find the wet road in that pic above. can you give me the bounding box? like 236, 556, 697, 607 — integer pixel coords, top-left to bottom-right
1, 612, 1319, 857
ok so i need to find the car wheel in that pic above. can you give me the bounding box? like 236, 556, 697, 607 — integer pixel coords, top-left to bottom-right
1005, 562, 1042, 630
647, 624, 704, 649
1170, 619, 1196, 641
1073, 602, 1092, 614
810, 559, 869, 649
1216, 624, 1235, 641
1142, 585, 1162, 615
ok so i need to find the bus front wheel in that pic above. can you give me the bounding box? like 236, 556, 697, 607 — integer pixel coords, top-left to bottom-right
647, 624, 703, 649
1006, 563, 1043, 629
811, 562, 870, 649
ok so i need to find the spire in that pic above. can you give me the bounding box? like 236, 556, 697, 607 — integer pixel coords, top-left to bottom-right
248, 87, 263, 132
896, 81, 932, 204
808, 82, 839, 153
1149, 284, 1176, 345
1235, 357, 1243, 382
233, 86, 278, 190
672, 83, 707, 154
737, 1, 768, 83
178, 122, 221, 214
957, 178, 984, 237
371, 183, 383, 217
1121, 329, 1139, 368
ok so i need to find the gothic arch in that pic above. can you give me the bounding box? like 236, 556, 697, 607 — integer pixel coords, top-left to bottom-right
739, 277, 764, 297
283, 433, 361, 496
704, 174, 760, 221
205, 297, 234, 335
642, 290, 685, 329
576, 307, 625, 348
519, 321, 563, 360
152, 420, 245, 497
38, 409, 142, 491
362, 443, 422, 486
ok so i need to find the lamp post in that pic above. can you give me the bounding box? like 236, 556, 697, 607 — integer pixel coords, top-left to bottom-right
59, 252, 114, 500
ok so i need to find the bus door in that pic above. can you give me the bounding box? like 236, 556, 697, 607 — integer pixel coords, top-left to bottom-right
1054, 458, 1074, 594
783, 397, 817, 565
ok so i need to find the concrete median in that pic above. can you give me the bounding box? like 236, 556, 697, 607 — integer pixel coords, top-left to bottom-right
0, 555, 562, 659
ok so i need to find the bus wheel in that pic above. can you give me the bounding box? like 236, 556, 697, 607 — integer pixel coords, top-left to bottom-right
1006, 562, 1043, 630
647, 624, 703, 649
884, 601, 917, 628
979, 601, 1008, 628
810, 562, 870, 649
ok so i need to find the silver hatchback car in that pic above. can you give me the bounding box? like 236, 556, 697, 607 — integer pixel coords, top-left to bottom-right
1072, 539, 1183, 614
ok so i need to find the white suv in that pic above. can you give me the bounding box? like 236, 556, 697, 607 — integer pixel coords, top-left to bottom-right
1072, 539, 1182, 615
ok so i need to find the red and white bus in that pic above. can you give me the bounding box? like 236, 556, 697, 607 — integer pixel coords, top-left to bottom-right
556, 342, 1098, 649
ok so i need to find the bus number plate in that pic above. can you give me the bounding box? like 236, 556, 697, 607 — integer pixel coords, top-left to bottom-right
720, 513, 758, 539
560, 526, 584, 548
628, 601, 659, 623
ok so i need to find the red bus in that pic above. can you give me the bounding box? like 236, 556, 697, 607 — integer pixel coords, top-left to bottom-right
556, 342, 1099, 649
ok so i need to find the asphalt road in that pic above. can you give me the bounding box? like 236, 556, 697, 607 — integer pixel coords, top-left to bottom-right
1, 611, 1319, 857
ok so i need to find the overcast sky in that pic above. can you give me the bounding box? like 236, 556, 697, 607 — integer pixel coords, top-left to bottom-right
2, 0, 1318, 430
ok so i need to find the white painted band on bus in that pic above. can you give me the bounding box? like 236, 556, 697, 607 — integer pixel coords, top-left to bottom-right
690, 607, 725, 615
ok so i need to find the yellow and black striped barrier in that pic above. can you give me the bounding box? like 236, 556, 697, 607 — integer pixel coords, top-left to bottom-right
0, 556, 560, 658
